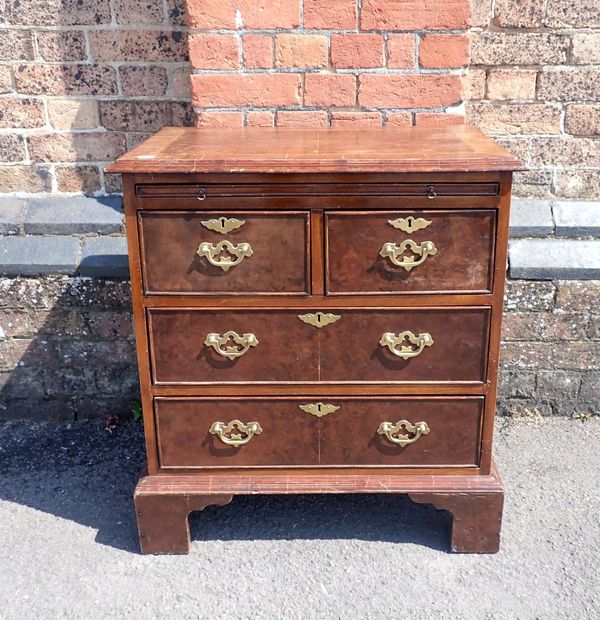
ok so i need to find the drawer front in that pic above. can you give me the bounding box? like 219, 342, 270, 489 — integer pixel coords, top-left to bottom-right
154, 396, 483, 469
319, 397, 482, 467
155, 398, 320, 468
326, 210, 496, 294
148, 309, 320, 384
138, 210, 309, 295
148, 307, 489, 384
319, 308, 490, 383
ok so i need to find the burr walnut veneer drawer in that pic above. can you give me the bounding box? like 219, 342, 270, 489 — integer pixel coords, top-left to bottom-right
154, 396, 484, 470
138, 210, 310, 295
147, 307, 490, 384
326, 210, 496, 294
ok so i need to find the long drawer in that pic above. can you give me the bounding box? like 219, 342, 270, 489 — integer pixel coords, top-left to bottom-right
154, 396, 484, 469
147, 307, 490, 384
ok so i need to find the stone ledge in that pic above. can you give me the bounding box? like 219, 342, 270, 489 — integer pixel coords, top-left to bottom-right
80, 237, 129, 278
509, 198, 554, 238
510, 239, 600, 280
0, 236, 81, 276
554, 201, 600, 237
24, 196, 123, 235
0, 235, 129, 278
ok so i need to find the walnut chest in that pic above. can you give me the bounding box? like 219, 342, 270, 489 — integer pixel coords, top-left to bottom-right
107, 126, 521, 554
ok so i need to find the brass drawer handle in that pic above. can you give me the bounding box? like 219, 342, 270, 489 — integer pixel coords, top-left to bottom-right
427, 185, 437, 199
379, 331, 433, 359
298, 312, 341, 328
209, 420, 262, 446
379, 240, 437, 272
201, 217, 245, 234
204, 331, 259, 360
299, 402, 340, 417
197, 240, 253, 271
378, 420, 430, 447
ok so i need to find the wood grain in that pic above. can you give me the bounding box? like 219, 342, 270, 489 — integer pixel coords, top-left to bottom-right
107, 126, 522, 174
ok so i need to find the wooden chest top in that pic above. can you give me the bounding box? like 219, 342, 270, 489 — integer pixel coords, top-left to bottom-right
107, 126, 522, 174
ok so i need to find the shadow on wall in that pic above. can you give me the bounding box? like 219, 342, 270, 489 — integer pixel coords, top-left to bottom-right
0, 275, 139, 423
7, 0, 192, 196
0, 420, 452, 554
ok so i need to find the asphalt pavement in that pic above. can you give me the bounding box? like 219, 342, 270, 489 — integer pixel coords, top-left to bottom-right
0, 415, 598, 619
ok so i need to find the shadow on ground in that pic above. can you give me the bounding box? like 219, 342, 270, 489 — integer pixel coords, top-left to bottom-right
0, 420, 451, 554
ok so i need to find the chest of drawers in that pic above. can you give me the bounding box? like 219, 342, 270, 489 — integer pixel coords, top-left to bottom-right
107, 126, 521, 554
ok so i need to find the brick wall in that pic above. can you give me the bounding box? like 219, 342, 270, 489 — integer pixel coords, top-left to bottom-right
187, 0, 470, 128
2, 0, 599, 199
469, 0, 600, 199
0, 0, 192, 196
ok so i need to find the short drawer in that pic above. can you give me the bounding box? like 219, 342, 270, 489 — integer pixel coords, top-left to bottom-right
155, 397, 320, 468
154, 396, 483, 469
326, 210, 496, 294
138, 210, 310, 295
148, 307, 490, 385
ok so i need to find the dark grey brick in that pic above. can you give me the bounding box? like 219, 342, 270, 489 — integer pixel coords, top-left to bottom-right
510, 239, 600, 279
79, 236, 128, 278
509, 198, 554, 238
0, 236, 80, 275
554, 201, 600, 237
0, 197, 25, 234
24, 196, 123, 234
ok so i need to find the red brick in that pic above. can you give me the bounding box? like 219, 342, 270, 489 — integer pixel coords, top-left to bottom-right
331, 112, 382, 127
275, 34, 328, 68
189, 34, 240, 70
359, 74, 462, 108
195, 112, 244, 128
186, 0, 300, 29
304, 73, 356, 107
331, 34, 383, 69
276, 111, 328, 127
419, 34, 469, 68
415, 113, 465, 126
386, 113, 412, 126
361, 0, 470, 30
0, 98, 45, 129
15, 64, 117, 96
247, 111, 274, 127
191, 73, 302, 107
387, 34, 415, 69
243, 35, 273, 69
303, 0, 357, 29
89, 30, 187, 62
28, 132, 126, 163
